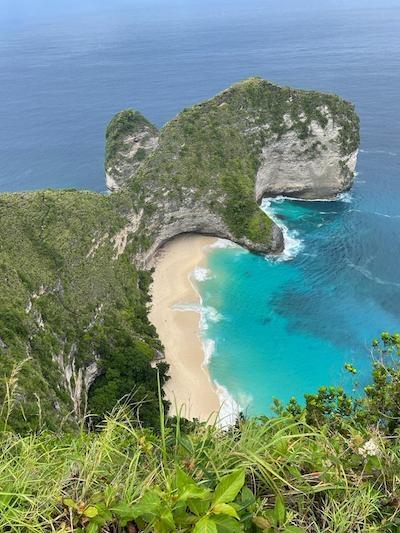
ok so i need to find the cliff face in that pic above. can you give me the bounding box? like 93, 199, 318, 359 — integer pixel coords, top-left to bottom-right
255, 111, 358, 200
105, 110, 159, 192
0, 190, 163, 432
0, 78, 359, 431
107, 78, 359, 265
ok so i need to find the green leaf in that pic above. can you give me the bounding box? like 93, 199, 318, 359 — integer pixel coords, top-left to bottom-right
174, 510, 198, 526
212, 503, 239, 519
111, 502, 136, 527
179, 484, 210, 501
131, 490, 161, 521
63, 498, 78, 510
211, 514, 243, 532
96, 506, 112, 523
240, 487, 255, 508
284, 527, 306, 533
83, 506, 99, 518
176, 466, 196, 490
193, 516, 218, 533
188, 498, 211, 516
252, 516, 272, 529
274, 496, 286, 526
158, 510, 175, 532
85, 523, 99, 533
213, 470, 245, 505
178, 435, 194, 454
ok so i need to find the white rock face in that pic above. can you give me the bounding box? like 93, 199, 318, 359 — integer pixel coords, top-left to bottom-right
133, 198, 284, 269
106, 129, 159, 192
255, 115, 358, 200
52, 342, 100, 418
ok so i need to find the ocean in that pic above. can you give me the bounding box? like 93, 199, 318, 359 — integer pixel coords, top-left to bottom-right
1, 0, 400, 414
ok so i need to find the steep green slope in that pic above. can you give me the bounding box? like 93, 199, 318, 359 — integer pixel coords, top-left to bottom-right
0, 190, 167, 432
105, 110, 159, 191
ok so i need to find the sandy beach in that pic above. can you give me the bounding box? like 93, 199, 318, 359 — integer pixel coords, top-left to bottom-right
149, 234, 221, 422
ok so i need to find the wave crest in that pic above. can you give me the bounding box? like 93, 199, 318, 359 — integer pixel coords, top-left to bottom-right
214, 381, 241, 428
261, 198, 304, 261
172, 303, 223, 329
192, 266, 212, 281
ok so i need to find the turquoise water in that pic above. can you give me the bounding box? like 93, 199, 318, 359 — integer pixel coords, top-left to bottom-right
1, 0, 400, 413
198, 190, 400, 413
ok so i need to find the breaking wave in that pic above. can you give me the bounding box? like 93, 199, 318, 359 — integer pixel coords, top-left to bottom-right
172, 303, 223, 328
261, 198, 304, 261
214, 380, 242, 428
192, 266, 212, 281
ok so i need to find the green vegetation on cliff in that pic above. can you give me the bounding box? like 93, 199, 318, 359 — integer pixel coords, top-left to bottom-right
0, 190, 168, 432
105, 109, 159, 173
117, 78, 359, 249
1, 334, 400, 532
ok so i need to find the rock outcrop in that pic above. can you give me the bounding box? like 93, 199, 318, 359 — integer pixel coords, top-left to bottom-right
255, 111, 358, 200
106, 77, 359, 264
105, 110, 159, 191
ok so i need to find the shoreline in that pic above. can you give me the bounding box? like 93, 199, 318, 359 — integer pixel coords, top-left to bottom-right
149, 234, 221, 422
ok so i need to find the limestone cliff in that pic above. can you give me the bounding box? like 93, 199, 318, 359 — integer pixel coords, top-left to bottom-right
106, 77, 359, 265
255, 110, 358, 200
105, 110, 159, 192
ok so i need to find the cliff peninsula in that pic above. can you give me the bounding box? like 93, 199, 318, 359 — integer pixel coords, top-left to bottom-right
0, 77, 359, 431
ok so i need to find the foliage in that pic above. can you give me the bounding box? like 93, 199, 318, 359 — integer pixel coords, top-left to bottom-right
105, 109, 158, 170
87, 312, 170, 427
115, 77, 359, 251
1, 338, 400, 532
0, 190, 166, 431
275, 332, 400, 436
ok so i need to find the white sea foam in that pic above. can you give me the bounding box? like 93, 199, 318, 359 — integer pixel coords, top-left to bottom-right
202, 338, 215, 366
200, 335, 242, 428
172, 264, 240, 427
214, 381, 242, 428
349, 208, 400, 219
172, 302, 202, 313
210, 238, 240, 249
203, 306, 223, 326
372, 211, 400, 219
192, 266, 212, 281
347, 262, 400, 288
266, 192, 353, 204
172, 303, 222, 330
360, 148, 398, 157
337, 191, 353, 203
261, 198, 304, 261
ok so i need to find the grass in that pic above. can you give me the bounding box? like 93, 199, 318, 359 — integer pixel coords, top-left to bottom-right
2, 334, 400, 533
0, 406, 398, 532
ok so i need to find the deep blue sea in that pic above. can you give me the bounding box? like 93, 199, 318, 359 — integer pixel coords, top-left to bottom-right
1, 0, 400, 413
